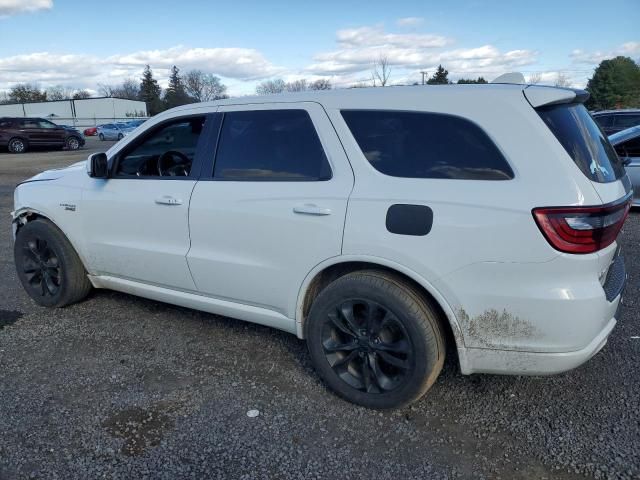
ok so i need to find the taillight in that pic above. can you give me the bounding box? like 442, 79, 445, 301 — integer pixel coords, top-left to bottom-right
533, 195, 631, 254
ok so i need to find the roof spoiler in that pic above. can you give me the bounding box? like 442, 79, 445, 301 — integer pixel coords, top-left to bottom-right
524, 85, 590, 108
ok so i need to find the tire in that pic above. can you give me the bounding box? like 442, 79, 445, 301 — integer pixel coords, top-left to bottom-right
65, 136, 81, 150
99, 133, 105, 141
8, 137, 27, 153
117, 133, 123, 140
14, 219, 92, 308
306, 270, 445, 409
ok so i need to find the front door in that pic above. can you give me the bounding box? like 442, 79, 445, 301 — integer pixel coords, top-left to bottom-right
81, 114, 212, 290
187, 104, 354, 318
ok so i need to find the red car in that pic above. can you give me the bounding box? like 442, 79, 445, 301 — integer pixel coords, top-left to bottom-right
84, 126, 98, 136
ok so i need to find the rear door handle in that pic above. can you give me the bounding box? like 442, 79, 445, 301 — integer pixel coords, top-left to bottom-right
293, 204, 332, 216
155, 195, 183, 206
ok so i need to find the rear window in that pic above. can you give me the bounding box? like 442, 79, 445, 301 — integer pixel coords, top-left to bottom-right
537, 104, 625, 183
614, 114, 640, 130
341, 110, 513, 180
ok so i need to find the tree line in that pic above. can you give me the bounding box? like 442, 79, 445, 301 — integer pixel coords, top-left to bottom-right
0, 65, 229, 116
1, 56, 637, 114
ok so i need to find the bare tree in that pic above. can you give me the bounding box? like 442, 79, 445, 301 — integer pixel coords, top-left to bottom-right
285, 79, 308, 92
256, 79, 286, 95
47, 85, 75, 101
554, 72, 572, 88
73, 90, 91, 99
98, 79, 139, 100
528, 72, 542, 84
184, 70, 228, 102
372, 55, 391, 87
9, 83, 46, 103
309, 78, 332, 90
98, 83, 116, 97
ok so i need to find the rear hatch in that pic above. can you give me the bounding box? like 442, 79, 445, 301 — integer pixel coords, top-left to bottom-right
524, 86, 630, 301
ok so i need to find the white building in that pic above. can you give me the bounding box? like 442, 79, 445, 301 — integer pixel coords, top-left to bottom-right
0, 97, 147, 128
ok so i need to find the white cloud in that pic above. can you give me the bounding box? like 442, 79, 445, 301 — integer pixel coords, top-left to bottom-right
0, 0, 52, 17
0, 46, 281, 92
396, 17, 424, 28
336, 25, 449, 49
306, 24, 537, 83
570, 41, 640, 64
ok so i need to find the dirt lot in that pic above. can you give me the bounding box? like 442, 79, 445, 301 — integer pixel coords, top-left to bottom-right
0, 139, 638, 479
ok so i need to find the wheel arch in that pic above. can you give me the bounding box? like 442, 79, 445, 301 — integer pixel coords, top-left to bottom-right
12, 208, 91, 274
296, 256, 464, 365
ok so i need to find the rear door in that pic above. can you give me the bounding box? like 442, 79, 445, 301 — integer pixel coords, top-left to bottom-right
19, 119, 47, 144
187, 103, 354, 318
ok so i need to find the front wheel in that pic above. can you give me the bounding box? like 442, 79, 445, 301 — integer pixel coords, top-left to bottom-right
117, 133, 123, 140
306, 270, 445, 409
98, 133, 105, 141
14, 219, 92, 307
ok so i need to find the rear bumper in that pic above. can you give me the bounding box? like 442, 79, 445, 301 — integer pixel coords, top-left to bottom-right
458, 315, 617, 375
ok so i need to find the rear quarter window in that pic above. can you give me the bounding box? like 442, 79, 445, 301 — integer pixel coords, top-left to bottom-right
340, 110, 513, 180
537, 104, 625, 183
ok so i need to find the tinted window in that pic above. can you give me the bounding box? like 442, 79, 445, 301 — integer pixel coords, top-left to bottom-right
341, 110, 513, 180
213, 110, 331, 181
20, 119, 40, 129
537, 103, 625, 183
38, 120, 57, 129
593, 114, 613, 128
0, 120, 14, 128
115, 117, 205, 178
615, 137, 640, 158
614, 114, 640, 129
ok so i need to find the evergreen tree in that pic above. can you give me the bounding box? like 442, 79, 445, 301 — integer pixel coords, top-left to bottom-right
139, 65, 163, 115
586, 56, 640, 110
427, 65, 450, 85
164, 65, 191, 109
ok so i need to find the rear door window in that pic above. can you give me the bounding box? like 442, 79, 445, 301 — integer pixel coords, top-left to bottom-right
341, 110, 513, 180
537, 103, 625, 183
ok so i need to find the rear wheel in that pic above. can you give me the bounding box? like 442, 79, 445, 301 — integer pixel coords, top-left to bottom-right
8, 137, 27, 153
14, 219, 92, 307
65, 136, 81, 150
306, 270, 445, 409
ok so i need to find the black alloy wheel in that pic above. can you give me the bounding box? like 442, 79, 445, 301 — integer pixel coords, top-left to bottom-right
321, 299, 414, 394
20, 237, 61, 298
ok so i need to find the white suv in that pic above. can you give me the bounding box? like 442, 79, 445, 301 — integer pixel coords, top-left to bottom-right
12, 84, 630, 409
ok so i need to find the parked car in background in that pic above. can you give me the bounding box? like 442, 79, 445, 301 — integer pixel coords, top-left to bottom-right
97, 122, 136, 141
0, 117, 84, 153
11, 84, 630, 408
592, 109, 640, 135
84, 126, 98, 136
609, 125, 640, 206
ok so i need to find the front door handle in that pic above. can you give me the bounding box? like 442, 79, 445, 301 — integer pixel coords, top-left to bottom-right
155, 195, 183, 206
293, 204, 332, 216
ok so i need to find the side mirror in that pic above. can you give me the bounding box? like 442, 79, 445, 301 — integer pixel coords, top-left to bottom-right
87, 152, 109, 178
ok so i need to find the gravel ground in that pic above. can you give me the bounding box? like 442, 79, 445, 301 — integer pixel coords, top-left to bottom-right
0, 140, 638, 479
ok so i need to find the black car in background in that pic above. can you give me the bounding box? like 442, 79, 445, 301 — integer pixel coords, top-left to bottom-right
0, 117, 85, 153
592, 109, 640, 135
